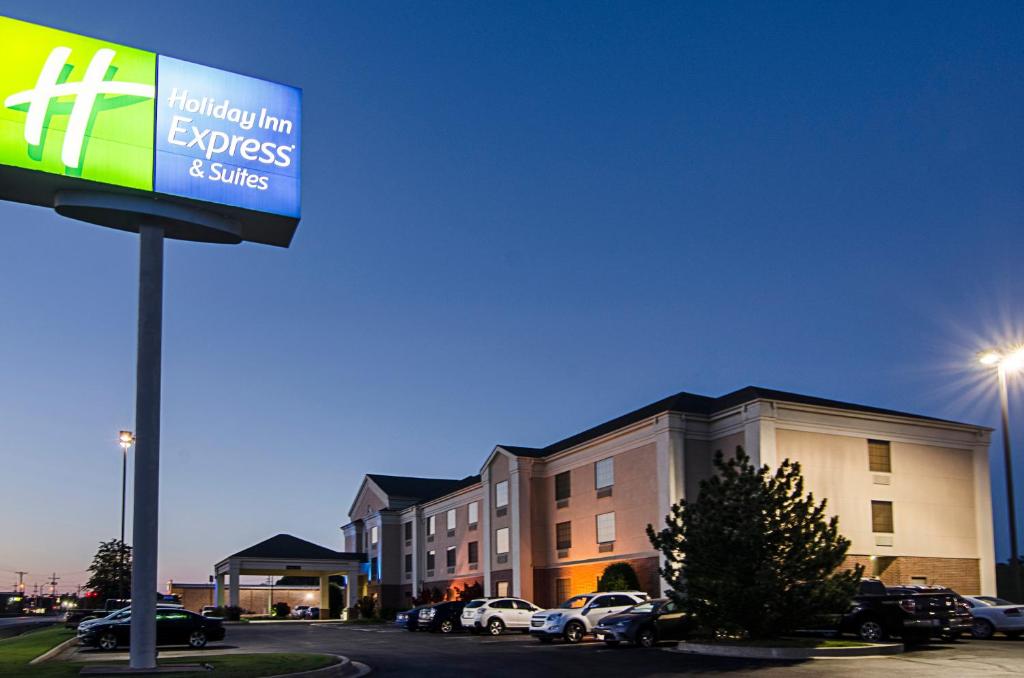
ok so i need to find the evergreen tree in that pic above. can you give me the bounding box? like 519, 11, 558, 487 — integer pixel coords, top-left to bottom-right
597, 562, 641, 592
646, 447, 862, 639
84, 539, 132, 604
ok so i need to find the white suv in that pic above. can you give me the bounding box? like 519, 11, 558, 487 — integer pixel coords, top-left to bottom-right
461, 597, 542, 635
530, 592, 648, 643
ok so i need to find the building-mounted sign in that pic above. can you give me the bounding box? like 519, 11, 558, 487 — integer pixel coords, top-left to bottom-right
0, 15, 301, 246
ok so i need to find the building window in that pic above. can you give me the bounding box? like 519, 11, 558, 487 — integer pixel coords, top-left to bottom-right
595, 458, 614, 489
495, 480, 509, 508
596, 512, 616, 543
404, 522, 412, 541
556, 521, 572, 550
468, 501, 479, 526
868, 440, 891, 473
447, 508, 457, 533
468, 541, 478, 565
496, 581, 510, 597
427, 515, 436, 536
496, 527, 510, 554
555, 471, 571, 502
446, 546, 456, 568
872, 501, 894, 533
426, 550, 436, 572
370, 525, 378, 545
404, 553, 412, 573
371, 557, 379, 581
555, 578, 571, 604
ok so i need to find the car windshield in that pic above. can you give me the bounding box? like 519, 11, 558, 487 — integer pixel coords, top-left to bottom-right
975, 596, 1014, 606
464, 600, 486, 608
559, 596, 593, 609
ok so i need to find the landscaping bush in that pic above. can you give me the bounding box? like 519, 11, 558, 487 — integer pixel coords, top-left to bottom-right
456, 581, 483, 601
355, 596, 376, 619
273, 602, 290, 618
597, 563, 641, 593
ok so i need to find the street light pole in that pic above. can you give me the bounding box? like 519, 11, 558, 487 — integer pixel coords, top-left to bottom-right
118, 430, 134, 602
997, 365, 1021, 602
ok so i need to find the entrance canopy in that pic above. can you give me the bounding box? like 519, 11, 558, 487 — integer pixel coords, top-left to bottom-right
214, 534, 365, 619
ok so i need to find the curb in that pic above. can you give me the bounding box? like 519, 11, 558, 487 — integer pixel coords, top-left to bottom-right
264, 654, 362, 678
29, 636, 78, 665
673, 640, 904, 659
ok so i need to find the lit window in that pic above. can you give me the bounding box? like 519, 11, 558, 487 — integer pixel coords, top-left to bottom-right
370, 526, 378, 545
468, 502, 479, 525
447, 509, 456, 531
595, 458, 614, 489
496, 527, 510, 554
596, 512, 616, 543
496, 581, 510, 597
495, 481, 509, 508
427, 515, 436, 536
872, 501, 894, 533
868, 440, 891, 473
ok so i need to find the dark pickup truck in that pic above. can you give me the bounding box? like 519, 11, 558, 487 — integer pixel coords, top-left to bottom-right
840, 580, 972, 643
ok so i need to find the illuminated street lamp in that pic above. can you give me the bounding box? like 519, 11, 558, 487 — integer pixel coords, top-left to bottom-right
978, 347, 1024, 601
118, 430, 135, 601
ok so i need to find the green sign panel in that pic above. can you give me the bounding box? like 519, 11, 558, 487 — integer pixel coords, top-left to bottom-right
0, 17, 155, 190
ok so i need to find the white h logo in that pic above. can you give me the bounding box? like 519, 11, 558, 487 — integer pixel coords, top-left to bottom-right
4, 46, 154, 169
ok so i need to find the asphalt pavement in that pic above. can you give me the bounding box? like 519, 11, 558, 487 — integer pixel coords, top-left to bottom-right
160, 622, 1024, 677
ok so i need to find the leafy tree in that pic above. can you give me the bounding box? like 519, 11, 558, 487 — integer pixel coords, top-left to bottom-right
84, 539, 132, 604
647, 447, 862, 639
597, 563, 641, 592
456, 581, 483, 601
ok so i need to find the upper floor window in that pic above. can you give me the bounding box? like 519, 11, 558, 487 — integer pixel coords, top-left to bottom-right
446, 546, 456, 568
404, 521, 412, 541
595, 458, 614, 489
495, 480, 509, 508
556, 521, 572, 550
596, 512, 616, 544
871, 501, 894, 533
868, 440, 891, 473
555, 471, 571, 501
496, 527, 510, 554
447, 508, 457, 532
404, 553, 412, 573
427, 515, 436, 536
426, 550, 436, 571
370, 525, 378, 545
468, 541, 479, 564
468, 501, 479, 526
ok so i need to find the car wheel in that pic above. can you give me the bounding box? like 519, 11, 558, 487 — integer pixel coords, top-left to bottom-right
636, 628, 656, 648
440, 620, 454, 634
857, 619, 887, 642
564, 622, 585, 644
188, 630, 208, 649
487, 618, 505, 636
97, 632, 119, 651
1005, 631, 1022, 640
971, 618, 995, 640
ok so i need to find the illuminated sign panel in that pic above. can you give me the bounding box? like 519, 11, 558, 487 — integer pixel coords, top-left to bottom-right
0, 16, 301, 242
0, 16, 155, 190
155, 56, 301, 218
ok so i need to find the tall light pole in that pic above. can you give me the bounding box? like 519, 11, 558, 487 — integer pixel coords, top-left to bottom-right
979, 347, 1024, 602
118, 430, 134, 602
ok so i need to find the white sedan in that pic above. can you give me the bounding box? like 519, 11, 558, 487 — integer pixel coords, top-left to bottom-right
962, 596, 1024, 639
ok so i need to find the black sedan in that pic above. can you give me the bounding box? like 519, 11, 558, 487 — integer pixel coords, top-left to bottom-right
417, 601, 467, 633
395, 605, 430, 631
78, 608, 225, 651
593, 598, 694, 648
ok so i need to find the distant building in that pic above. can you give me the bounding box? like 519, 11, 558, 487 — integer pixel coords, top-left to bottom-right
168, 582, 319, 614
342, 386, 995, 610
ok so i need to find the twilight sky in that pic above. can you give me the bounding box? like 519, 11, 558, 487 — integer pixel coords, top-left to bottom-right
1, 1, 1022, 593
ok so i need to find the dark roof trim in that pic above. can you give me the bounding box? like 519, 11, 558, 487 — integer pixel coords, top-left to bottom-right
225, 533, 364, 562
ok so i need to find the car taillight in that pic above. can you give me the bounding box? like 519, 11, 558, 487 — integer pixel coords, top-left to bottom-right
899, 599, 917, 613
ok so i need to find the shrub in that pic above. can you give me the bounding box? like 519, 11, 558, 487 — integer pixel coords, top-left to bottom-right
356, 596, 376, 619
456, 582, 483, 601
273, 602, 290, 618
597, 563, 641, 593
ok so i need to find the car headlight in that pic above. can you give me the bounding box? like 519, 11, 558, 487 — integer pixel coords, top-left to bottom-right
548, 613, 562, 622
427, 609, 436, 618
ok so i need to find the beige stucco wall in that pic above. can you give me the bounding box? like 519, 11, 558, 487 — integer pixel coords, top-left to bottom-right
420, 486, 484, 584
488, 453, 511, 571
775, 429, 979, 559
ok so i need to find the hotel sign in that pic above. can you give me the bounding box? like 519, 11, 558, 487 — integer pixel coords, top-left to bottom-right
0, 16, 301, 244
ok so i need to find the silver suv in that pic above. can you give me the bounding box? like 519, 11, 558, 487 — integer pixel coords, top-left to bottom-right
529, 591, 648, 643
461, 597, 542, 635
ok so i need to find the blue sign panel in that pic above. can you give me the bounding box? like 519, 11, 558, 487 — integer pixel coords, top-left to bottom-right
155, 56, 300, 218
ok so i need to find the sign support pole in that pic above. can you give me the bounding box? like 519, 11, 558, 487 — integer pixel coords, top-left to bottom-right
129, 222, 164, 670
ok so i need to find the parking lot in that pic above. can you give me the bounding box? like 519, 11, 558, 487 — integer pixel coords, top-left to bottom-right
111, 622, 1024, 677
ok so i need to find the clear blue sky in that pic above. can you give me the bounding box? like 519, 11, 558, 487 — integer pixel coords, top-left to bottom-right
1, 1, 1022, 591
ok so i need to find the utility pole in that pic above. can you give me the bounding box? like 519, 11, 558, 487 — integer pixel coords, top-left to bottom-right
48, 573, 60, 597
15, 571, 27, 593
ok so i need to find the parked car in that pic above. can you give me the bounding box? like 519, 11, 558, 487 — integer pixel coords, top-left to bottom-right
200, 606, 219, 618
78, 608, 225, 651
395, 605, 430, 631
462, 597, 542, 635
291, 605, 311, 619
593, 597, 694, 648
530, 591, 649, 643
839, 580, 973, 643
77, 604, 184, 633
307, 607, 321, 619
962, 596, 1024, 639
418, 601, 467, 633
